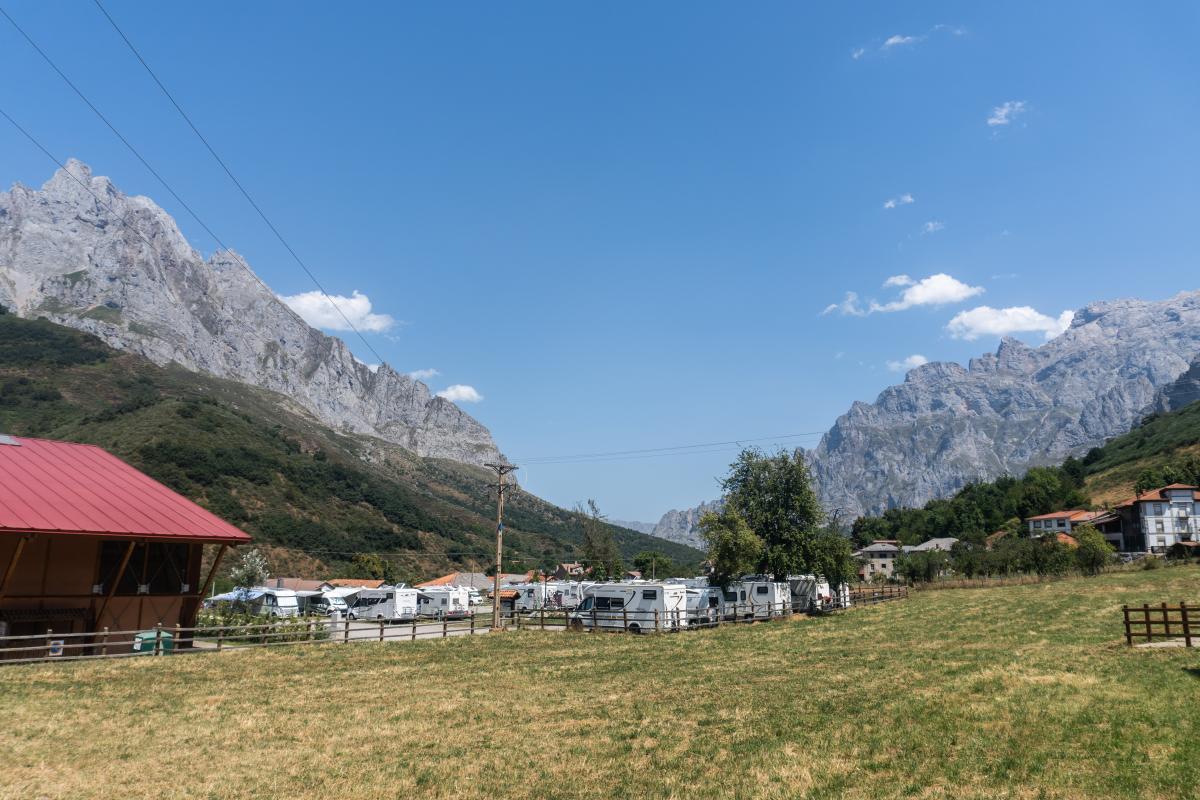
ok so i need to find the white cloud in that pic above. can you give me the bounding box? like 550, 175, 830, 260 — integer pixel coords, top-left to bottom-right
869, 273, 983, 313
279, 289, 395, 332
408, 368, 440, 381
887, 354, 929, 372
946, 306, 1073, 341
436, 384, 484, 403
987, 100, 1027, 127
821, 291, 866, 317
922, 220, 945, 234
883, 193, 914, 210
883, 274, 914, 288
851, 47, 866, 60
882, 34, 920, 49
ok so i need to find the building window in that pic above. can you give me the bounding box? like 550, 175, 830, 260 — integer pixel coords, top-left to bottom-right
1155, 521, 1165, 533
1153, 504, 1163, 516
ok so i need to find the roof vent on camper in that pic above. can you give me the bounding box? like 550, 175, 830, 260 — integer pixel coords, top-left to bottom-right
0, 434, 20, 446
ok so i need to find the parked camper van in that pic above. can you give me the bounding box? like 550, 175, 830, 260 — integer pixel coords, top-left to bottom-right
249, 587, 300, 618
417, 586, 472, 619
349, 587, 419, 621
296, 591, 349, 616
723, 579, 790, 620
513, 582, 549, 612
569, 582, 688, 633
686, 586, 723, 627
788, 575, 849, 613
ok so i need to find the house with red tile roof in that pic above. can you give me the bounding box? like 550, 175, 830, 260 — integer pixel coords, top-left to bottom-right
1112, 484, 1200, 554
0, 435, 251, 644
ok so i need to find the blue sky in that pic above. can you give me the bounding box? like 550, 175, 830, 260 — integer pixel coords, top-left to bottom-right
1, 2, 1198, 522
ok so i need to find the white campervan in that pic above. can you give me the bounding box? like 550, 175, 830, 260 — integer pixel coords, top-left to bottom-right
685, 586, 724, 627
569, 581, 688, 633
417, 586, 472, 619
249, 587, 300, 618
724, 579, 790, 620
788, 575, 850, 613
349, 587, 419, 621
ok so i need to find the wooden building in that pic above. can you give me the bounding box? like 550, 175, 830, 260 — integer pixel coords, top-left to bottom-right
0, 435, 251, 641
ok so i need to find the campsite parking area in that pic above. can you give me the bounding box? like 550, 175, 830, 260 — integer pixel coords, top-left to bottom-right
2, 565, 1198, 800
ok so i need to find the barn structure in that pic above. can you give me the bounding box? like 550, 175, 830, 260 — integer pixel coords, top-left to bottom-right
0, 435, 251, 642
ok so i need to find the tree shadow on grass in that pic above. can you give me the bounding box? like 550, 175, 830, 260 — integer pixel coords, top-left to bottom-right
1183, 668, 1200, 680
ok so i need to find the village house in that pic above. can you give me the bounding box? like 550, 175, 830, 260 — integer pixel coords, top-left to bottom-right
0, 435, 251, 645
854, 540, 902, 580
1021, 484, 1200, 553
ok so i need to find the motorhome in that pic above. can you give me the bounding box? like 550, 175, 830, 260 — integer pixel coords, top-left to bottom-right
248, 587, 300, 618
296, 591, 349, 616
569, 582, 688, 633
723, 579, 790, 620
417, 586, 472, 619
788, 575, 849, 613
513, 581, 589, 611
348, 587, 419, 621
685, 586, 723, 627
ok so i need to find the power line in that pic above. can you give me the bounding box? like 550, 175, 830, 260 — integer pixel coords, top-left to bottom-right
0, 4, 388, 368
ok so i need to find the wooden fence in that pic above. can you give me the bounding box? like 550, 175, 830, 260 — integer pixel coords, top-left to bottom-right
1122, 602, 1194, 647
847, 585, 908, 606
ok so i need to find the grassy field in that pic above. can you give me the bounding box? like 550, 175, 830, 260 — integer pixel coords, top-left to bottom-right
2, 567, 1198, 800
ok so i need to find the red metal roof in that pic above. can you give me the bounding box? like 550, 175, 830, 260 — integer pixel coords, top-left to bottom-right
0, 436, 251, 543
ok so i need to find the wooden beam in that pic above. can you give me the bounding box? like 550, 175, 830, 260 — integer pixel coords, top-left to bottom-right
94, 541, 136, 626
0, 534, 32, 602
186, 544, 229, 628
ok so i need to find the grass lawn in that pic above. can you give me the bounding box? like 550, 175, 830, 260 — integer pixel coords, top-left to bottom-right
2, 567, 1198, 800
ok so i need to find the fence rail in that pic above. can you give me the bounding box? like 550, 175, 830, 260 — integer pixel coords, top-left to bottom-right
1122, 602, 1194, 647
2, 587, 904, 666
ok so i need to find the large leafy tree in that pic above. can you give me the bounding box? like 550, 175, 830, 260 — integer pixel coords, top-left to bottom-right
632, 550, 674, 579
1073, 524, 1114, 576
698, 508, 763, 587
722, 447, 826, 581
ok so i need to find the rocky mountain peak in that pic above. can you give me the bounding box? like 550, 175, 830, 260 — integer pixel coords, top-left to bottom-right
0, 160, 503, 466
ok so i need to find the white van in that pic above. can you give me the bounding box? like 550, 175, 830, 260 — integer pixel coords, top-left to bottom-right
788, 575, 850, 613
249, 587, 300, 618
724, 579, 790, 620
686, 586, 723, 627
296, 590, 349, 617
569, 582, 688, 633
349, 587, 419, 621
417, 586, 472, 619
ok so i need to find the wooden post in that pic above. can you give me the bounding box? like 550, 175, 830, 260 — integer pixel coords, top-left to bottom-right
378, 618, 385, 643
591, 607, 597, 633
45, 628, 52, 660
187, 543, 229, 628
622, 606, 628, 632
1182, 602, 1193, 648
95, 541, 136, 626
1122, 605, 1132, 646
216, 628, 224, 652
174, 623, 181, 652
100, 627, 109, 656
442, 618, 449, 638
1162, 602, 1172, 639
1143, 603, 1151, 642
344, 614, 351, 644
471, 613, 477, 636
411, 619, 417, 642
0, 534, 31, 602
654, 608, 660, 633
154, 623, 163, 656
541, 606, 545, 631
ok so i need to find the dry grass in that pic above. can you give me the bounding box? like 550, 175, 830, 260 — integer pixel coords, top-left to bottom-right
3, 566, 1199, 799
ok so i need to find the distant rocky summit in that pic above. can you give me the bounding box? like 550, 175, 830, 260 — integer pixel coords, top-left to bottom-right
812, 293, 1200, 516
648, 500, 723, 550
657, 292, 1200, 525
0, 160, 502, 465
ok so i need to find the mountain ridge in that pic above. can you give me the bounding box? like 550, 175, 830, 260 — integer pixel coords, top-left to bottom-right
0, 159, 500, 466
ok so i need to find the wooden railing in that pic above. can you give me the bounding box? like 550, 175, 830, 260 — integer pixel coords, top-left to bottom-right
1122, 602, 1194, 647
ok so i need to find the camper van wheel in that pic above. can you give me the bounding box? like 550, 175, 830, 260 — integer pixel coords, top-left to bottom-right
627, 622, 642, 635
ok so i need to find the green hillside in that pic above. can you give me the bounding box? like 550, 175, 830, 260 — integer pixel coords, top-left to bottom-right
853, 397, 1200, 545
0, 311, 702, 579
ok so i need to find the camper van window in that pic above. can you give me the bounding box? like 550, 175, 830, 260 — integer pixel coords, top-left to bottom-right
440, 598, 447, 606
755, 586, 769, 595
708, 596, 720, 608
724, 591, 736, 603
641, 590, 657, 600
386, 593, 394, 600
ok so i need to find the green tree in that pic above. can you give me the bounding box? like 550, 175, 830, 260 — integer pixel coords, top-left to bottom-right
895, 550, 950, 584
698, 508, 763, 588
228, 547, 269, 589
850, 515, 891, 548
809, 529, 857, 589
349, 552, 397, 584
1073, 524, 1114, 576
578, 499, 621, 580
632, 550, 674, 579
722, 448, 825, 581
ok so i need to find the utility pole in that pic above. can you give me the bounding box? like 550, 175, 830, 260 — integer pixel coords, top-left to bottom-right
486, 462, 519, 631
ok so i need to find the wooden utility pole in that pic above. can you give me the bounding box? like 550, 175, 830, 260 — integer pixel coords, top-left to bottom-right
486, 462, 519, 631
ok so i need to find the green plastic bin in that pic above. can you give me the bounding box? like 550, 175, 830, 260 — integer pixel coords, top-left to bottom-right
131, 629, 174, 654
